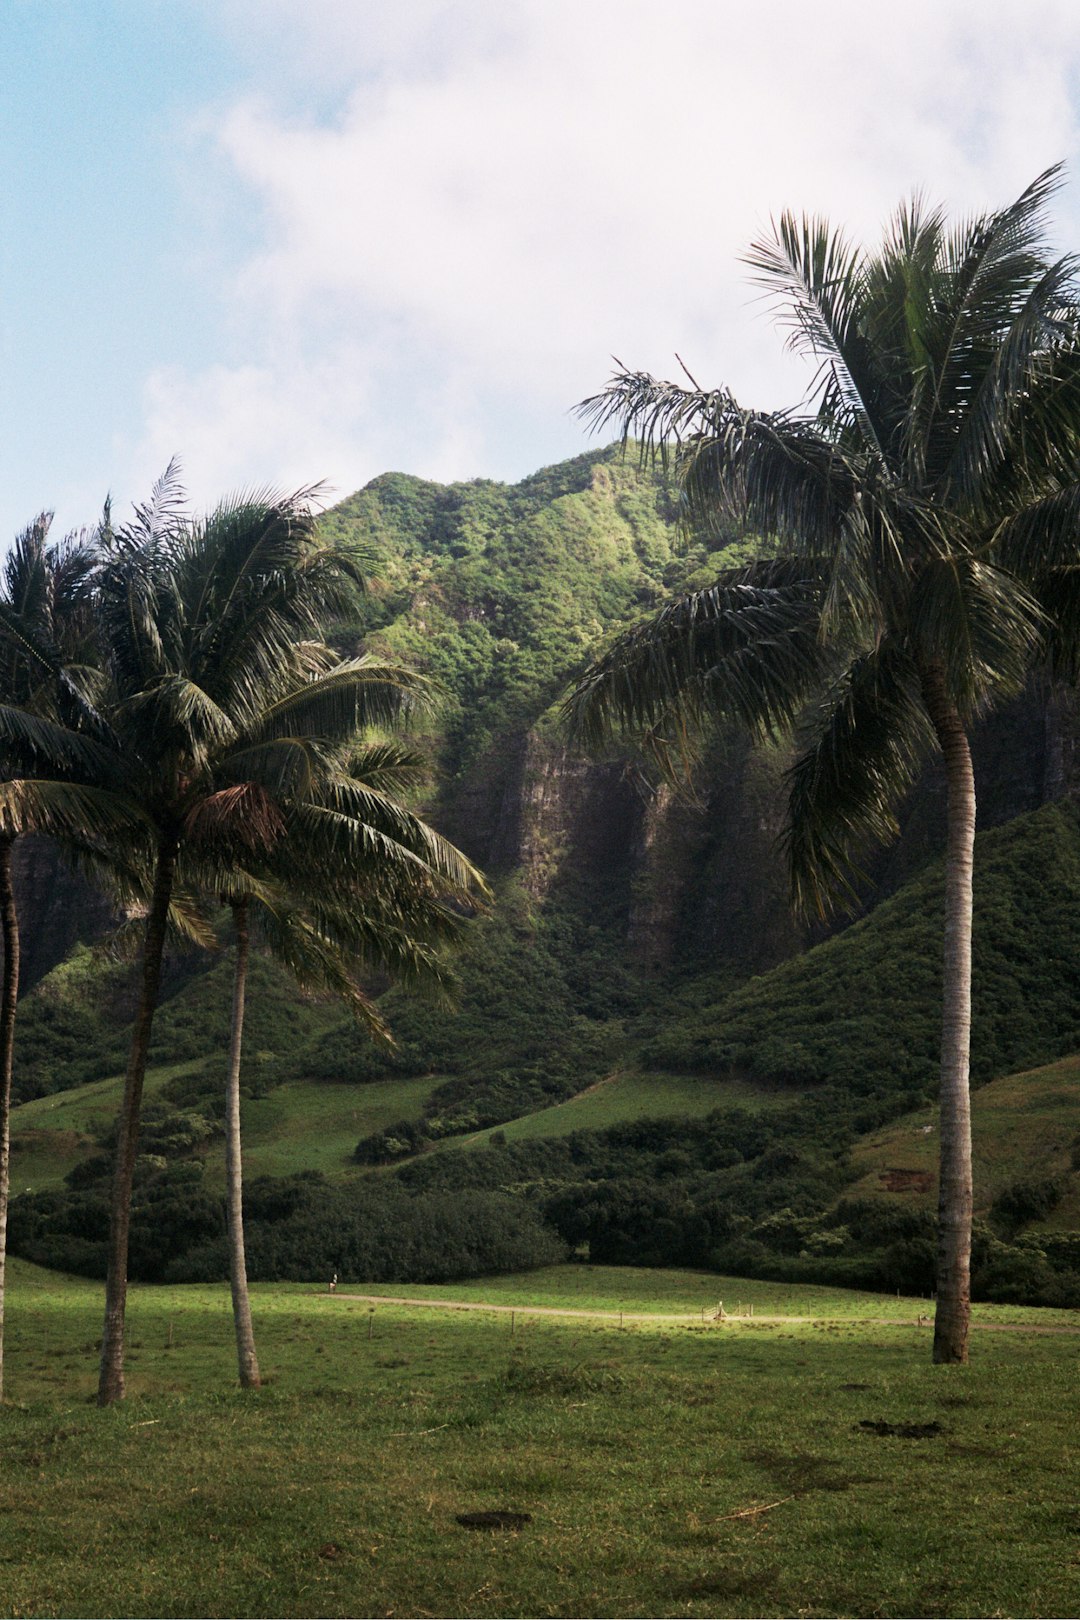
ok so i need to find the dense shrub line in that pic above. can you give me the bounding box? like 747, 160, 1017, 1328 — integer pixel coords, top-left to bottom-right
9, 1165, 564, 1285
12, 1087, 1080, 1305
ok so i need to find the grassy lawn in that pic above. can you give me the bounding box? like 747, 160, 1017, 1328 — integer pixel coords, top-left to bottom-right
3, 1259, 1080, 1618
344, 1261, 1080, 1327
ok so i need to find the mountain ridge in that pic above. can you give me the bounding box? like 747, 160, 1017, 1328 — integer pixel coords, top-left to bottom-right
6, 447, 1080, 1305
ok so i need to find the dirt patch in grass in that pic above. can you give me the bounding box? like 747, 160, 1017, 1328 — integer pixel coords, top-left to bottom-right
857, 1418, 943, 1438
742, 1447, 870, 1493
678, 1565, 782, 1603
880, 1168, 934, 1193
455, 1510, 532, 1530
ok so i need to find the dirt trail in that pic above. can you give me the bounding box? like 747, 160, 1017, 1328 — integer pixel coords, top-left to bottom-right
331, 1292, 1080, 1334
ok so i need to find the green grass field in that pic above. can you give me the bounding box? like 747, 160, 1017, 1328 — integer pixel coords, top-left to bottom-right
9, 1064, 775, 1191
234, 1075, 440, 1181
4, 1257, 1080, 1618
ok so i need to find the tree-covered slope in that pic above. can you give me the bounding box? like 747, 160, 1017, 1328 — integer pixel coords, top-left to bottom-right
644, 798, 1080, 1119
321, 450, 683, 772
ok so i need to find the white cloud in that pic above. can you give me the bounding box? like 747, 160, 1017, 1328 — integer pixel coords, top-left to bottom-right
129, 0, 1080, 509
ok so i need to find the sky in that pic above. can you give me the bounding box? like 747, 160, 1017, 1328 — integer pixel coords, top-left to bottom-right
6, 0, 1080, 538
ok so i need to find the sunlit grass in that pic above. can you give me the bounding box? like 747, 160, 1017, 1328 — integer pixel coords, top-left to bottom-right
234, 1075, 439, 1182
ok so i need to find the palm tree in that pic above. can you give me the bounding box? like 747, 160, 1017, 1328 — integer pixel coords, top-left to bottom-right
567, 168, 1080, 1364
89, 467, 467, 1404
202, 736, 484, 1391
0, 517, 124, 1401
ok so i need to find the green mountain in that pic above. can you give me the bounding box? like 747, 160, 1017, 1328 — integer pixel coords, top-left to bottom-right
8, 449, 1080, 1306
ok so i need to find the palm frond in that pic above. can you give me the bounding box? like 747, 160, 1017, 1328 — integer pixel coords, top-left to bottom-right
785, 643, 934, 917
221, 735, 328, 800
253, 904, 391, 1043
237, 658, 437, 747
340, 739, 431, 795
908, 556, 1043, 710
183, 783, 286, 851
0, 778, 150, 843
564, 558, 829, 755
0, 704, 126, 781
120, 674, 238, 758
944, 255, 1080, 507
303, 774, 487, 896
179, 494, 362, 721
118, 457, 187, 552
281, 801, 435, 883
992, 483, 1080, 577
165, 890, 220, 951
576, 369, 720, 467
269, 799, 483, 913
743, 211, 888, 453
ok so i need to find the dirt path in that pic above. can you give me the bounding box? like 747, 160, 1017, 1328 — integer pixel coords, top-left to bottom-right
331, 1292, 1080, 1334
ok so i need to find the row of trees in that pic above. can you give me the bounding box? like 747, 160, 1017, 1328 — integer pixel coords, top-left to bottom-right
568, 166, 1080, 1364
0, 468, 484, 1404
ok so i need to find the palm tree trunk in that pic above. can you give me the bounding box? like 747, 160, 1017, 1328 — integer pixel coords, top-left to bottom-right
0, 833, 20, 1403
921, 664, 975, 1365
97, 833, 178, 1406
226, 897, 260, 1388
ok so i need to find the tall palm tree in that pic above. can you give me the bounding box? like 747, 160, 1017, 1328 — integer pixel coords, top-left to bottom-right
89, 467, 465, 1405
201, 735, 484, 1390
567, 168, 1080, 1364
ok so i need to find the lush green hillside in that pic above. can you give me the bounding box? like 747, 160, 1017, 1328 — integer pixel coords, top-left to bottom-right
847, 1053, 1080, 1229
11, 796, 1080, 1307
10, 940, 343, 1105
7, 450, 1080, 1312
319, 448, 721, 784
646, 798, 1080, 1114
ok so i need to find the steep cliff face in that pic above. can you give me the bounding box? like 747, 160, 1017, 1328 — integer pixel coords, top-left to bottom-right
467, 674, 1080, 986
487, 735, 638, 906
623, 732, 805, 975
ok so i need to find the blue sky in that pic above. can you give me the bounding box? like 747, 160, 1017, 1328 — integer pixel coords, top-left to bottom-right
6, 0, 1080, 539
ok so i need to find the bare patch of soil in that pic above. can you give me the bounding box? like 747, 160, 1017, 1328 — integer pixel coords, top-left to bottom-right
455, 1511, 531, 1531
880, 1167, 934, 1192
857, 1419, 943, 1438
